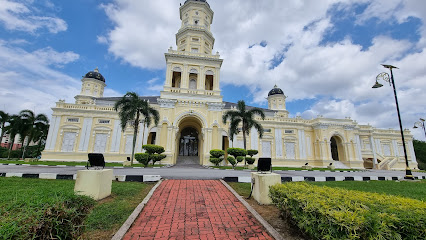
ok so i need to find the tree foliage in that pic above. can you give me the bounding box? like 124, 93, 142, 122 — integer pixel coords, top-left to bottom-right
413, 139, 426, 170
209, 149, 225, 166
222, 100, 265, 150
142, 144, 166, 165
114, 92, 159, 165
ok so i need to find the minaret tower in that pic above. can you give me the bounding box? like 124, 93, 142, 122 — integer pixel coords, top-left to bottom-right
75, 67, 106, 104
161, 0, 223, 102
267, 85, 289, 117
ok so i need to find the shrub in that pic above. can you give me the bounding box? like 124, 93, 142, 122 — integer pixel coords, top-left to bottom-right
227, 148, 247, 167
209, 149, 225, 158
142, 144, 166, 165
142, 144, 165, 154
134, 153, 150, 167
209, 157, 223, 166
247, 149, 258, 157
245, 157, 255, 165
151, 154, 166, 164
227, 156, 237, 169
236, 156, 244, 163
270, 182, 426, 240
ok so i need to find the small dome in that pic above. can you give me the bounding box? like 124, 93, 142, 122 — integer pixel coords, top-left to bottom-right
84, 67, 105, 82
268, 84, 284, 96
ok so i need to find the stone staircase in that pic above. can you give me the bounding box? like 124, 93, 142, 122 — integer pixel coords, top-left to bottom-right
173, 156, 202, 168
332, 161, 351, 169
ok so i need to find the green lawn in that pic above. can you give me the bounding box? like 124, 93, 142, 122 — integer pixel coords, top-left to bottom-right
228, 180, 426, 201
0, 159, 164, 168
0, 177, 154, 239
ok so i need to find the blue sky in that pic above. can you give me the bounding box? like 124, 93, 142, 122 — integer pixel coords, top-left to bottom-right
0, 0, 426, 139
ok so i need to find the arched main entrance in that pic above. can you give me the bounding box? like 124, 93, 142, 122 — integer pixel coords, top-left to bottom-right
175, 116, 204, 165
179, 127, 198, 156
330, 136, 346, 161
330, 137, 339, 161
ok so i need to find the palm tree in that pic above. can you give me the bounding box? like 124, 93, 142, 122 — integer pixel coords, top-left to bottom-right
0, 111, 9, 145
32, 122, 49, 157
4, 115, 23, 159
19, 110, 49, 159
114, 92, 160, 165
222, 100, 265, 151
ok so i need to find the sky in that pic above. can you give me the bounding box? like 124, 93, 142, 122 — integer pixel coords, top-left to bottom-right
0, 0, 425, 140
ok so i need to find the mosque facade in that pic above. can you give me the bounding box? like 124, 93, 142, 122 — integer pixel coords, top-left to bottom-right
41, 0, 418, 170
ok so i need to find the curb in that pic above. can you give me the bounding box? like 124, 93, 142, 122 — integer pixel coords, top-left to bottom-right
111, 179, 163, 240
223, 175, 426, 183
0, 173, 161, 182
1, 163, 171, 169
220, 179, 283, 240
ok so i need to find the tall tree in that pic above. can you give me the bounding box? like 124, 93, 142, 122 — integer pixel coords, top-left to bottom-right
32, 122, 50, 157
114, 92, 160, 165
4, 115, 23, 159
0, 111, 9, 144
222, 100, 265, 150
19, 110, 49, 159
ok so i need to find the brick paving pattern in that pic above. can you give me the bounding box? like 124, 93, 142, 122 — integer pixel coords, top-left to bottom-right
124, 180, 273, 240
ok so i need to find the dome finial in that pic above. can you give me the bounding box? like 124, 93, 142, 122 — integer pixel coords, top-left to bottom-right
94, 67, 99, 73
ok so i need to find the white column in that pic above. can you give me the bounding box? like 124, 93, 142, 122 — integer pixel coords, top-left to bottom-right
275, 128, 282, 157
408, 140, 416, 162
392, 140, 399, 158
250, 127, 258, 150
45, 116, 61, 150
136, 122, 144, 153
78, 117, 93, 152
110, 120, 122, 152
355, 135, 363, 161
298, 129, 306, 159
369, 136, 377, 167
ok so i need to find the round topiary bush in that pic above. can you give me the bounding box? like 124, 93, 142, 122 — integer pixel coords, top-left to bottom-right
227, 156, 237, 169
209, 157, 223, 166
247, 149, 258, 157
209, 149, 225, 158
134, 153, 150, 166
245, 157, 255, 165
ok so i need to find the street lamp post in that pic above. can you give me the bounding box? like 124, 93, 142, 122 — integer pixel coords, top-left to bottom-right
413, 118, 426, 139
373, 64, 413, 179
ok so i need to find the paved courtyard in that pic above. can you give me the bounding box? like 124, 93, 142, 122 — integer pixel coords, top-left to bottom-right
123, 180, 273, 240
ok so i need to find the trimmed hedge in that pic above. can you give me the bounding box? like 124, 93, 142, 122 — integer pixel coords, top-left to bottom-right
245, 157, 255, 165
134, 153, 150, 166
270, 182, 426, 240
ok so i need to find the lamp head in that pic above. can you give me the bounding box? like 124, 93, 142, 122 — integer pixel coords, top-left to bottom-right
372, 81, 383, 88
420, 118, 425, 122
413, 125, 418, 129
382, 64, 398, 69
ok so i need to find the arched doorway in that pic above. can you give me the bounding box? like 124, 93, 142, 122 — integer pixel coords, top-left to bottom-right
330, 137, 339, 160
330, 136, 346, 161
179, 127, 198, 156
175, 115, 204, 165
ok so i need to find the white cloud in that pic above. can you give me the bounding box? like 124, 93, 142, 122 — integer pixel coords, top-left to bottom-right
0, 0, 67, 34
100, 0, 426, 139
0, 40, 80, 117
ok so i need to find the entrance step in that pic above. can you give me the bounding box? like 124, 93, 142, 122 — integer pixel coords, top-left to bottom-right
332, 161, 351, 169
174, 156, 200, 166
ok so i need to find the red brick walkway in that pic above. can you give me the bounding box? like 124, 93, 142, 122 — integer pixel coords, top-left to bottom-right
124, 180, 273, 240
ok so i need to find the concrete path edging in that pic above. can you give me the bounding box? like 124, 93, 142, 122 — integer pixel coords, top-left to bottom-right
220, 179, 283, 240
223, 175, 426, 183
111, 179, 163, 240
